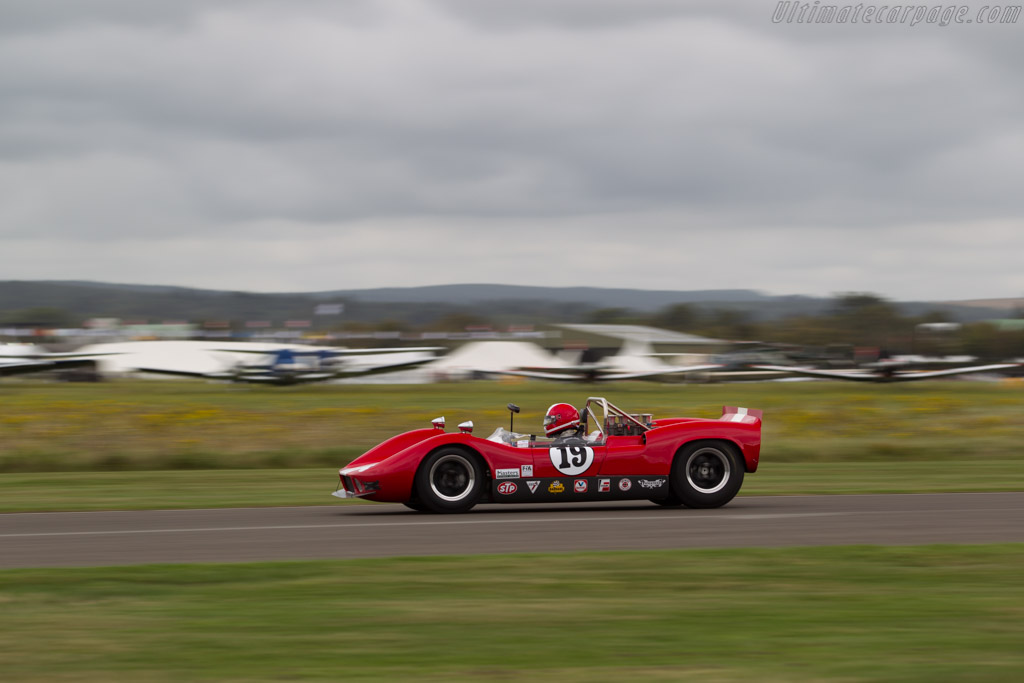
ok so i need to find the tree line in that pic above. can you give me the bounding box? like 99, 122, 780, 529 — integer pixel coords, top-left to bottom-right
4, 293, 1022, 361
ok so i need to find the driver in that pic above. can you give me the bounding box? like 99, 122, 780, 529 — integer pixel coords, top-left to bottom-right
543, 403, 585, 443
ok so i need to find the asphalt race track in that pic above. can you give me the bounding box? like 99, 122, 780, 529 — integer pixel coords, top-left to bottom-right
2, 492, 1023, 569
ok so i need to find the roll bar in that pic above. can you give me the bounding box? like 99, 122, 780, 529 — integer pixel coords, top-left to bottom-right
579, 396, 650, 436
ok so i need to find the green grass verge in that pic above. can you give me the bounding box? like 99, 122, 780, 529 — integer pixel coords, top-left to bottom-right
2, 459, 1023, 512
2, 380, 1021, 512
2, 545, 1023, 681
2, 380, 1024, 472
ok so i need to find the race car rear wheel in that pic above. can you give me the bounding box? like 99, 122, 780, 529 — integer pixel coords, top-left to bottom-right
672, 441, 744, 508
414, 447, 485, 513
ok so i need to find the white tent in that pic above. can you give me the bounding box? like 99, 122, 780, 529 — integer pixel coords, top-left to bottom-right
597, 339, 679, 375
425, 341, 569, 380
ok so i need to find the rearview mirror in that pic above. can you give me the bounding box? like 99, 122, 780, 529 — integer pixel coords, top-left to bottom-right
507, 403, 520, 432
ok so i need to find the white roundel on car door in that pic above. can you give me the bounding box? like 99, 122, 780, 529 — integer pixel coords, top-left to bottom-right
549, 445, 595, 476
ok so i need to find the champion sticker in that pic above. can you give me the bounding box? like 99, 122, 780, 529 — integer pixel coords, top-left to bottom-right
521, 464, 534, 477
527, 480, 540, 493
598, 479, 610, 493
495, 468, 520, 479
497, 481, 517, 495
618, 478, 632, 492
574, 479, 588, 493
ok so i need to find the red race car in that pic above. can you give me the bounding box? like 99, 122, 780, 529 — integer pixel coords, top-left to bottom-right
332, 396, 762, 513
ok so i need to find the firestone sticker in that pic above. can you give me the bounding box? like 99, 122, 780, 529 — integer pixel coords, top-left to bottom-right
598, 479, 610, 493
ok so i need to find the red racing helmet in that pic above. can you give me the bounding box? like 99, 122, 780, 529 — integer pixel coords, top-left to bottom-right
544, 403, 580, 437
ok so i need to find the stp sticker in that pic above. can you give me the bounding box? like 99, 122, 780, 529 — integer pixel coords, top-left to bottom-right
521, 464, 534, 477
497, 481, 517, 495
526, 480, 540, 494
548, 445, 595, 476
495, 468, 520, 479
574, 479, 588, 493
598, 479, 610, 493
548, 480, 565, 494
618, 478, 632, 492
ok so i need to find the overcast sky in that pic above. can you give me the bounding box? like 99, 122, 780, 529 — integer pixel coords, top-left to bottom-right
2, 0, 1022, 301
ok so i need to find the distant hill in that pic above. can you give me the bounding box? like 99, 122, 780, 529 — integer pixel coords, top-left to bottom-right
941, 297, 1024, 312
0, 280, 1012, 326
0, 281, 327, 325
312, 284, 772, 308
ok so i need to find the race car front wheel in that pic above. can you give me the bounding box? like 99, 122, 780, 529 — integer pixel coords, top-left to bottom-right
672, 441, 744, 508
414, 447, 486, 513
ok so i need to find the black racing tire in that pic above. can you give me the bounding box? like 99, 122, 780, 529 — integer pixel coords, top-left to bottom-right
671, 441, 744, 509
650, 495, 683, 507
403, 501, 430, 512
413, 447, 486, 513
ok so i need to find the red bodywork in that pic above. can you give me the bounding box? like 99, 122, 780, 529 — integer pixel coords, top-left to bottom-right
335, 400, 762, 507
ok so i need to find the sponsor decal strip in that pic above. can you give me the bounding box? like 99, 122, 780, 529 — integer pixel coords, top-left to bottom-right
491, 476, 670, 500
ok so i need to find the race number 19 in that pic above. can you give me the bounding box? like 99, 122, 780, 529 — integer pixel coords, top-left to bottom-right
549, 445, 594, 476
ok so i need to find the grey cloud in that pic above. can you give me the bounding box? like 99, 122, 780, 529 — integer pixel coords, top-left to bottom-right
1, 1, 1023, 296
429, 0, 698, 30
0, 1, 386, 33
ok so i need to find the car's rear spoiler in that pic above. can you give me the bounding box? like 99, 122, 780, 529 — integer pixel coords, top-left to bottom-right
720, 406, 762, 424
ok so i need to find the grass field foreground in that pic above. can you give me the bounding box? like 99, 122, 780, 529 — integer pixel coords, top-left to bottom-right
1, 545, 1022, 681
